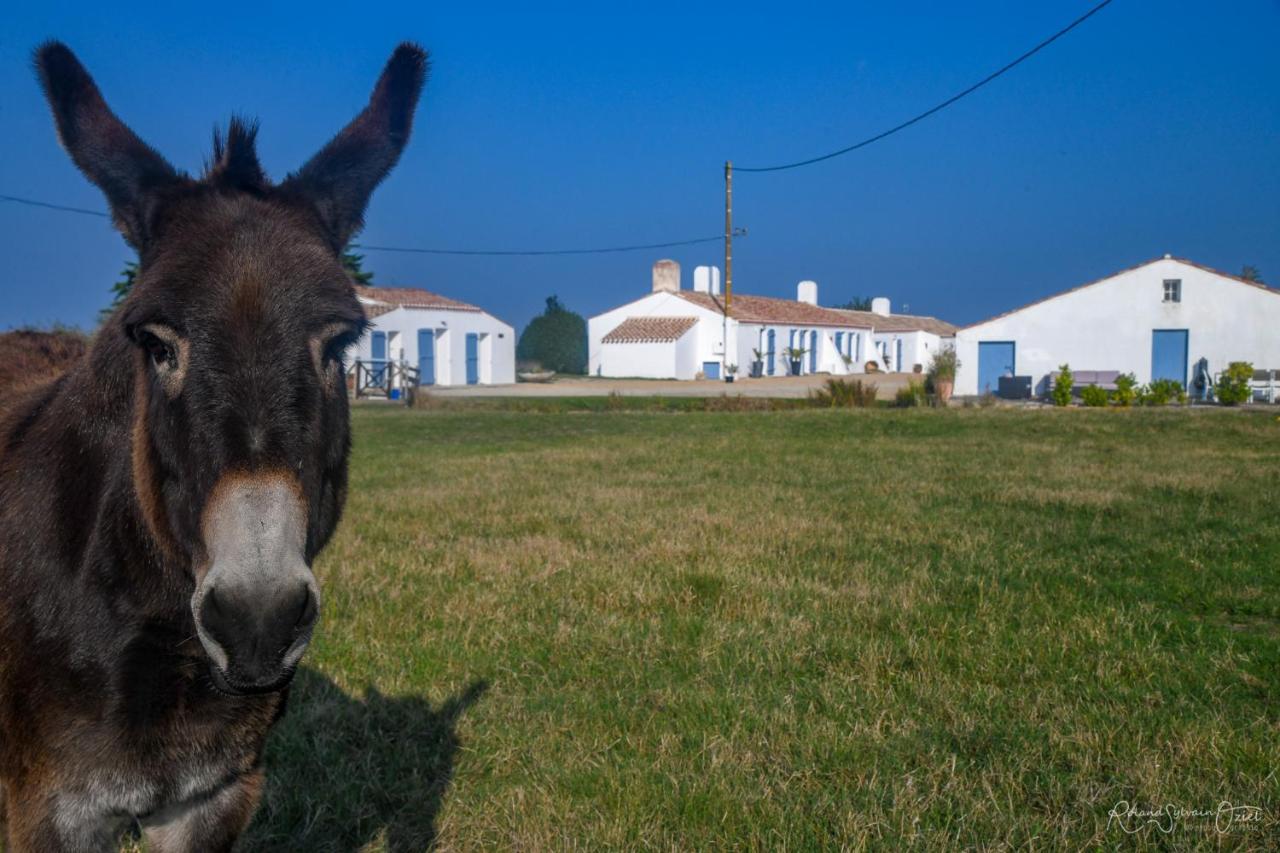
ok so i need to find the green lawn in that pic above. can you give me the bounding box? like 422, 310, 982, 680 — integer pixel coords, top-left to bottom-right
243, 406, 1280, 850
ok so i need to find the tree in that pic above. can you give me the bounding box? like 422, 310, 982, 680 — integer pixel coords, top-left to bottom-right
517, 296, 587, 374
1241, 265, 1264, 284
835, 296, 873, 311
343, 249, 375, 286
101, 260, 138, 322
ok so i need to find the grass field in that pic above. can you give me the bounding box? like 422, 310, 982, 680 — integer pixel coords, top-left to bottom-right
239, 405, 1279, 850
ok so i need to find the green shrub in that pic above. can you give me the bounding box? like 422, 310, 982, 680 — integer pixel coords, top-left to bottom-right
1080, 384, 1109, 407
1051, 364, 1073, 407
517, 296, 588, 374
926, 348, 959, 383
1216, 361, 1253, 405
809, 378, 878, 408
1140, 379, 1187, 406
1113, 373, 1138, 407
893, 380, 927, 408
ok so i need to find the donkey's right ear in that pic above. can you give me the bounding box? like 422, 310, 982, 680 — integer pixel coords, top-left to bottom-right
34, 41, 181, 249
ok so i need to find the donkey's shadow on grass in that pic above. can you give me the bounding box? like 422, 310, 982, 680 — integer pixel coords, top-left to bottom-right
241, 668, 488, 852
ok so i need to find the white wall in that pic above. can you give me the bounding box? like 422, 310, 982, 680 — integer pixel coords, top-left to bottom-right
872, 331, 943, 374
351, 306, 516, 386
588, 291, 728, 378
955, 259, 1280, 396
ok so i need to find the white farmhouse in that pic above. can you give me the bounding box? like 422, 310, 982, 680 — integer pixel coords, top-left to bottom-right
349, 285, 515, 388
588, 260, 955, 380
955, 256, 1280, 397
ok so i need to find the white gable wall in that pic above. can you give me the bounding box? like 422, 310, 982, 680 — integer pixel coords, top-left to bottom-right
588, 292, 728, 378
955, 259, 1280, 396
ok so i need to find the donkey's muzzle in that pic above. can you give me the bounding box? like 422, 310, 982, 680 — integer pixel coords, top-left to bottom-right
198, 578, 318, 693
193, 472, 319, 694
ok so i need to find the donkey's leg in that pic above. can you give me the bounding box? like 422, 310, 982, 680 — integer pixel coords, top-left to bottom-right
140, 770, 264, 853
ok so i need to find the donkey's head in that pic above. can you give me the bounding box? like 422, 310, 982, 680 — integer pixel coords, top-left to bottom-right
36, 42, 427, 695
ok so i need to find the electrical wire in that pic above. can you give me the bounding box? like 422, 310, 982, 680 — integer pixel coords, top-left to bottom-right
734, 0, 1115, 173
0, 193, 744, 256
0, 193, 109, 217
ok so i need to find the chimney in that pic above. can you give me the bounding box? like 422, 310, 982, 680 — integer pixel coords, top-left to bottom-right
871, 297, 891, 316
797, 280, 818, 305
693, 265, 723, 295
652, 259, 680, 293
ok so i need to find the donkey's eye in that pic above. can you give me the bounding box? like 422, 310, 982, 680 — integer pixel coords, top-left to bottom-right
136, 323, 187, 397
144, 334, 175, 369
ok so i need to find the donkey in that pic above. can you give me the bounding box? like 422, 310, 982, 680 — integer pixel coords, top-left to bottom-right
0, 42, 426, 850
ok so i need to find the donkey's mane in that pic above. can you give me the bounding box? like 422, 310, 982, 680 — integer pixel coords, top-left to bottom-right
204, 116, 268, 192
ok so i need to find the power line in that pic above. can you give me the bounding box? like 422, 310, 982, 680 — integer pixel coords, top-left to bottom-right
735, 0, 1115, 173
0, 192, 745, 256
353, 230, 744, 257
0, 193, 109, 217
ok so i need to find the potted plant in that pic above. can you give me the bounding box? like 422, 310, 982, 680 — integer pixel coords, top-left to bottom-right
750, 348, 764, 378
725, 363, 738, 383
785, 347, 806, 376
927, 348, 959, 405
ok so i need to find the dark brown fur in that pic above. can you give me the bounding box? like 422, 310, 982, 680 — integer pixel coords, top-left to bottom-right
0, 42, 426, 851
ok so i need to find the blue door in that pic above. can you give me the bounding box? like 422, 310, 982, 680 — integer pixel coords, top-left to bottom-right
465, 333, 479, 385
767, 329, 776, 375
809, 330, 818, 372
977, 341, 1016, 395
370, 330, 388, 384
1151, 330, 1188, 387
417, 329, 435, 386
895, 339, 903, 372
703, 361, 720, 380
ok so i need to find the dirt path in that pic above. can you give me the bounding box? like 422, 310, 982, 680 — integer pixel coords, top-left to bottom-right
427, 373, 919, 400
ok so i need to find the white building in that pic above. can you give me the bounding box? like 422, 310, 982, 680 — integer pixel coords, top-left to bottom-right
955, 256, 1280, 397
588, 260, 956, 380
349, 285, 515, 388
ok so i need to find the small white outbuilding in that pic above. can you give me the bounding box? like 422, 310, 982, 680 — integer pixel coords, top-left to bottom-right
348, 285, 515, 389
954, 256, 1280, 397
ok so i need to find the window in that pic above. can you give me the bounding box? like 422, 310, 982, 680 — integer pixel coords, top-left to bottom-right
1163, 279, 1181, 303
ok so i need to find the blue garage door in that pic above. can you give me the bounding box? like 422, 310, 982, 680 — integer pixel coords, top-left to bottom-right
1151, 330, 1188, 387
465, 333, 479, 385
417, 329, 435, 386
767, 329, 777, 375
702, 361, 721, 380
977, 341, 1016, 395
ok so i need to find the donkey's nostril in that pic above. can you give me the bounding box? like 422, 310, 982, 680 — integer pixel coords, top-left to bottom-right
294, 584, 319, 632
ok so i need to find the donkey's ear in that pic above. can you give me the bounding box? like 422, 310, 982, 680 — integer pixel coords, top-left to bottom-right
34, 42, 181, 249
283, 43, 428, 249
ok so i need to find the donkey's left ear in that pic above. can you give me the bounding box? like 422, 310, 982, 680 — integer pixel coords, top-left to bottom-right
283, 43, 428, 249
34, 41, 182, 249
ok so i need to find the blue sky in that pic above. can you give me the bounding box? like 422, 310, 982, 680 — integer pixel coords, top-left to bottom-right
2, 1, 1277, 333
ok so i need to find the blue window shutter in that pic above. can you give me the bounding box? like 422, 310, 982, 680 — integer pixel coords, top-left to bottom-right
417, 329, 435, 386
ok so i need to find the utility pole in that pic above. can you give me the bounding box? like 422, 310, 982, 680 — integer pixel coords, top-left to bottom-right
724, 160, 733, 315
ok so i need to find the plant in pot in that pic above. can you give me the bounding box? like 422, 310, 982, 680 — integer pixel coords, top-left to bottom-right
750, 348, 764, 378
927, 348, 959, 405
725, 363, 738, 383
785, 347, 806, 376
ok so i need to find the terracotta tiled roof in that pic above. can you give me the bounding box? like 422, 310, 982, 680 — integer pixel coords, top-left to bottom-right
832, 309, 957, 336
354, 285, 482, 314
602, 316, 698, 343
674, 291, 875, 329
964, 256, 1280, 329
